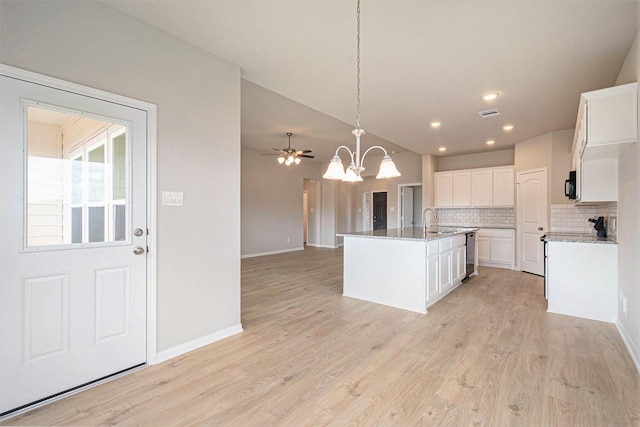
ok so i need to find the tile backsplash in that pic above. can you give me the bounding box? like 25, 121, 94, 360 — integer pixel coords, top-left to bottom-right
434, 208, 515, 228
550, 203, 617, 238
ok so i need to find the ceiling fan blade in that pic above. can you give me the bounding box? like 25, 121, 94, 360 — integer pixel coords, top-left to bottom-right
273, 148, 283, 152
296, 150, 313, 154
299, 155, 315, 158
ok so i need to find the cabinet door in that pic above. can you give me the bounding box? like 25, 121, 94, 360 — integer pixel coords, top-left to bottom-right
477, 237, 491, 262
426, 254, 439, 302
493, 168, 514, 206
580, 158, 618, 203
490, 238, 513, 264
453, 172, 472, 207
435, 173, 453, 207
439, 250, 453, 293
472, 170, 493, 207
454, 246, 466, 282
587, 88, 637, 145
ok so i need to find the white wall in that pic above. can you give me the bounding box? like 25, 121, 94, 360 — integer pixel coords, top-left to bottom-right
241, 147, 322, 256
0, 0, 242, 353
615, 30, 640, 370
437, 149, 515, 172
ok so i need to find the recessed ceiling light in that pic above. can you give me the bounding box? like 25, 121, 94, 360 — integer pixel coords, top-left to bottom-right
430, 121, 441, 128
502, 125, 514, 131
483, 93, 499, 101
438, 147, 446, 152
486, 140, 495, 145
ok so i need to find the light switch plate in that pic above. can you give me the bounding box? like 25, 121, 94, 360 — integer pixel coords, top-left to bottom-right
162, 191, 184, 206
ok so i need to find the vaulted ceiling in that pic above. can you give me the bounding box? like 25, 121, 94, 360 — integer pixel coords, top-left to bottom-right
104, 0, 638, 162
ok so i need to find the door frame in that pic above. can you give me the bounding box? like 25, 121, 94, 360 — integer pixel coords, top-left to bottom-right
0, 64, 159, 363
397, 182, 422, 228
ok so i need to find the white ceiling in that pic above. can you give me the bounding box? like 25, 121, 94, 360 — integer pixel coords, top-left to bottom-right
103, 0, 639, 162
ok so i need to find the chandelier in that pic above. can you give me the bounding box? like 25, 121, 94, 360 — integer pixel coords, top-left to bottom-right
323, 0, 401, 182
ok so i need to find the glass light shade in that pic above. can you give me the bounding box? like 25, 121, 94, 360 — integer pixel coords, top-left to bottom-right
294, 157, 301, 165
343, 166, 363, 182
285, 156, 294, 165
376, 155, 401, 179
277, 156, 285, 164
323, 155, 346, 180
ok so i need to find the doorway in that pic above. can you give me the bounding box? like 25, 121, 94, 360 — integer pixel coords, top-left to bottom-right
372, 191, 387, 230
517, 168, 548, 275
0, 66, 156, 417
399, 183, 423, 228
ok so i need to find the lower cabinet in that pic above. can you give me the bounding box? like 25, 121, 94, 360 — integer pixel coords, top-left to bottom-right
477, 228, 514, 269
426, 234, 467, 307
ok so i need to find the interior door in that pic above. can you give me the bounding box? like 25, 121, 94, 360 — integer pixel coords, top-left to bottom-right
0, 74, 147, 415
517, 168, 547, 275
372, 192, 387, 230
401, 186, 414, 228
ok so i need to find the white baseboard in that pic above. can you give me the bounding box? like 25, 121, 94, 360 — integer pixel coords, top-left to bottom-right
312, 244, 339, 249
241, 247, 304, 259
616, 320, 640, 374
154, 324, 243, 364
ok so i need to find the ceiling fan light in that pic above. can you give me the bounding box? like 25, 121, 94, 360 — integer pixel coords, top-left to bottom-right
376, 156, 401, 179
323, 155, 346, 180
277, 156, 285, 164
285, 156, 294, 165
294, 157, 301, 165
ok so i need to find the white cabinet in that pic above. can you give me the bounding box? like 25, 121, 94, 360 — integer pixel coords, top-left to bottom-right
426, 234, 467, 307
477, 228, 514, 269
436, 166, 514, 208
434, 171, 471, 207
434, 173, 453, 207
547, 241, 617, 323
472, 170, 493, 207
493, 168, 515, 206
572, 82, 637, 204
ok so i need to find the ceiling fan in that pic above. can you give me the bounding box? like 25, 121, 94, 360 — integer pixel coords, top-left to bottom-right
264, 132, 314, 165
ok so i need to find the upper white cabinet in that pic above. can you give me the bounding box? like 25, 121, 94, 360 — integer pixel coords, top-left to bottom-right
573, 82, 637, 161
436, 166, 514, 208
435, 171, 471, 208
572, 82, 637, 203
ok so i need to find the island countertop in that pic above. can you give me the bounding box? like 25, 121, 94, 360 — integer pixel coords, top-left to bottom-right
338, 226, 479, 242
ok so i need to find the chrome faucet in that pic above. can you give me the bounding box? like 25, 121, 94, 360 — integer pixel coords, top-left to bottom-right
423, 208, 437, 234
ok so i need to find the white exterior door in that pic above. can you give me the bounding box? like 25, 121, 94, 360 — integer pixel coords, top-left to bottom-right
401, 186, 414, 228
517, 168, 547, 275
0, 74, 147, 415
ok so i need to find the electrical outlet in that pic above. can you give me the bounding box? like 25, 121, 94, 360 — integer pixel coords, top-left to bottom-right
286, 237, 290, 243
622, 292, 628, 318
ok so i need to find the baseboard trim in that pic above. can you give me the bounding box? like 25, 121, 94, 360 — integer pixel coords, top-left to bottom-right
615, 320, 640, 374
154, 324, 243, 364
241, 247, 304, 259
312, 244, 339, 249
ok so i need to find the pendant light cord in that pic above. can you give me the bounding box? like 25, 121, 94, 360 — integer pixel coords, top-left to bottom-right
355, 0, 361, 131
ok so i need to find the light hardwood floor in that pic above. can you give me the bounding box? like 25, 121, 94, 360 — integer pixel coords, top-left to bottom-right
3, 247, 639, 426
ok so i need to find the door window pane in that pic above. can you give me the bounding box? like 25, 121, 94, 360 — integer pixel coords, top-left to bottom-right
114, 205, 126, 242
88, 144, 105, 203
26, 105, 130, 247
88, 206, 105, 243
113, 133, 126, 201
71, 207, 83, 244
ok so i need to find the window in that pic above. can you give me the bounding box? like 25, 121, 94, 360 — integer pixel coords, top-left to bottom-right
26, 104, 130, 248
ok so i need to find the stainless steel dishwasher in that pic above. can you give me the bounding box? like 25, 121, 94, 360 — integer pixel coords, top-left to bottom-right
464, 232, 476, 280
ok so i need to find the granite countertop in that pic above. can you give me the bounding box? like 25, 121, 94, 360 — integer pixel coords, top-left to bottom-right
543, 232, 617, 245
338, 227, 479, 242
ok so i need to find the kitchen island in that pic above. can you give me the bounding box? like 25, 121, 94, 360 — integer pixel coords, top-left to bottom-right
338, 227, 478, 314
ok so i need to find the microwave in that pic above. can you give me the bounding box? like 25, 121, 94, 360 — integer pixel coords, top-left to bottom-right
565, 170, 576, 200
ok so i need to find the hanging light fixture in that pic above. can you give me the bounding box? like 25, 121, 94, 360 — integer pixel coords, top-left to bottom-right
271, 132, 314, 166
323, 0, 401, 182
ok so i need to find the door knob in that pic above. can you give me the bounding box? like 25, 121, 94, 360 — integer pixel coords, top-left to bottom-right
134, 228, 144, 237
538, 227, 544, 231
133, 246, 145, 255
